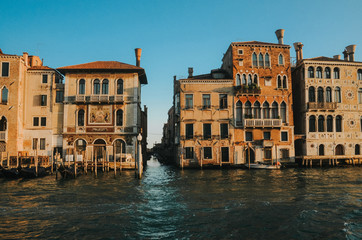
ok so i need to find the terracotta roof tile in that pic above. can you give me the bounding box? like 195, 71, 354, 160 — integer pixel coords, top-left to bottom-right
28, 66, 54, 70
57, 61, 142, 70
232, 41, 289, 47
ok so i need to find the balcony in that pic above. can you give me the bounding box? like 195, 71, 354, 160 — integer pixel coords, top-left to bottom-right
307, 102, 337, 110
0, 131, 7, 141
66, 95, 125, 104
234, 85, 261, 95
243, 119, 282, 128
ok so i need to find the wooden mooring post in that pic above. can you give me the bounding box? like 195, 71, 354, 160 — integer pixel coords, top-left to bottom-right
95, 151, 98, 176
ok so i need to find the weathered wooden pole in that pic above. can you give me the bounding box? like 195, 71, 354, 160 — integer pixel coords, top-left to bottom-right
120, 142, 123, 174
248, 145, 250, 170
91, 149, 94, 172
320, 159, 322, 167
7, 152, 9, 168
113, 145, 116, 176
16, 152, 19, 168
73, 149, 77, 178
137, 133, 143, 179
102, 147, 105, 172
95, 150, 98, 176
106, 148, 109, 172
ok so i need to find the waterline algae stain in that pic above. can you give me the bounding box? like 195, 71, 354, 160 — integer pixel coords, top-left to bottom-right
0, 158, 361, 239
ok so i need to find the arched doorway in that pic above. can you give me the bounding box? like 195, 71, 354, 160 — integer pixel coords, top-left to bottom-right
244, 147, 255, 163
335, 144, 344, 155
75, 139, 87, 161
319, 144, 325, 156
355, 144, 360, 155
113, 139, 126, 162
94, 139, 106, 161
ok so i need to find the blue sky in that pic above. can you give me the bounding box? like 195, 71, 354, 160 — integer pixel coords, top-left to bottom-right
1, 0, 361, 146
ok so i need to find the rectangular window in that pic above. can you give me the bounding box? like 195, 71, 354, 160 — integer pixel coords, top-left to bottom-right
40, 138, 46, 150
246, 132, 253, 141
185, 147, 194, 159
41, 117, 46, 126
202, 94, 211, 109
185, 94, 193, 109
41, 95, 47, 106
264, 132, 271, 140
220, 123, 228, 139
281, 149, 290, 159
281, 131, 288, 141
219, 94, 227, 109
264, 147, 272, 160
203, 147, 212, 159
33, 117, 39, 126
42, 74, 48, 84
203, 123, 211, 139
1, 62, 9, 77
32, 138, 38, 150
358, 89, 362, 104
185, 124, 193, 139
56, 91, 64, 103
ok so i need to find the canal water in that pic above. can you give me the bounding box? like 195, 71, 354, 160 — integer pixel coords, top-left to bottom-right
0, 158, 361, 240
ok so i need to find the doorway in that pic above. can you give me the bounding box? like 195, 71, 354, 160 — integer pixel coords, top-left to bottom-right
221, 147, 229, 162
244, 147, 255, 163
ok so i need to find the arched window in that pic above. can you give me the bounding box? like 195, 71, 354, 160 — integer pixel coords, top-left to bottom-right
236, 74, 241, 86
326, 87, 332, 102
327, 115, 333, 132
333, 68, 340, 79
254, 75, 258, 85
263, 102, 270, 119
336, 115, 342, 132
75, 139, 87, 152
0, 116, 7, 131
79, 79, 85, 95
245, 101, 252, 118
242, 74, 246, 85
335, 87, 341, 103
93, 79, 100, 94
358, 88, 362, 104
117, 79, 124, 94
78, 109, 85, 126
356, 144, 361, 155
318, 115, 325, 132
308, 67, 315, 78
265, 53, 270, 67
116, 109, 123, 126
317, 87, 324, 103
253, 101, 261, 119
309, 115, 316, 132
102, 79, 109, 94
277, 76, 282, 88
280, 102, 287, 123
316, 67, 322, 78
271, 102, 278, 119
252, 53, 258, 67
283, 76, 287, 88
278, 54, 284, 65
247, 74, 252, 85
236, 101, 243, 125
1, 87, 8, 104
358, 69, 362, 80
258, 53, 264, 67
319, 145, 325, 156
309, 86, 316, 102
324, 67, 331, 79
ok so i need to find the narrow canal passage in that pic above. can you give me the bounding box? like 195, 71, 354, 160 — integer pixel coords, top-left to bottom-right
0, 158, 361, 239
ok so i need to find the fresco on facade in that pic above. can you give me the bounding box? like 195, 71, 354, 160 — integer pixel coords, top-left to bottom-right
88, 105, 112, 124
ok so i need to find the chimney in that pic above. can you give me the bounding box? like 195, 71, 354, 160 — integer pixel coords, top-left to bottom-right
293, 42, 304, 62
345, 44, 356, 62
275, 29, 285, 44
333, 55, 341, 60
0, 49, 3, 54
188, 67, 193, 78
23, 52, 29, 66
343, 50, 349, 61
135, 48, 142, 67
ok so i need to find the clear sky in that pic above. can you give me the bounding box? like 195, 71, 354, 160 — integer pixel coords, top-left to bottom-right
1, 0, 361, 147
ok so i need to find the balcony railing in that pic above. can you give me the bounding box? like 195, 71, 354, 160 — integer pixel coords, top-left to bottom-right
307, 102, 337, 110
243, 119, 282, 128
234, 85, 261, 95
66, 95, 125, 103
0, 131, 7, 141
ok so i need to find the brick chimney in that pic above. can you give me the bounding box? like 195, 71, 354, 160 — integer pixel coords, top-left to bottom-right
333, 55, 341, 60
275, 29, 285, 44
345, 45, 356, 62
135, 48, 142, 67
293, 42, 304, 63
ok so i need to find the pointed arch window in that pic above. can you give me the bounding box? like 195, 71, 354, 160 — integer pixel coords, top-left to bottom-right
324, 67, 331, 79
252, 53, 258, 67
0, 116, 7, 131
263, 102, 270, 119
258, 53, 264, 67
78, 109, 85, 126
327, 115, 333, 132
309, 115, 316, 132
253, 101, 261, 119
280, 102, 287, 123
326, 87, 332, 102
316, 67, 322, 78
335, 87, 341, 103
236, 74, 241, 86
278, 54, 284, 65
265, 53, 270, 67
247, 74, 252, 85
1, 87, 8, 104
283, 76, 287, 88
117, 79, 124, 94
308, 67, 314, 78
102, 79, 109, 94
271, 102, 278, 119
254, 75, 258, 85
245, 101, 252, 118
277, 76, 282, 88
93, 79, 100, 94
318, 115, 325, 132
236, 101, 243, 126
358, 88, 362, 104
317, 87, 324, 103
242, 74, 246, 85
336, 115, 342, 132
79, 79, 85, 95
358, 69, 362, 80
333, 68, 340, 79
309, 86, 315, 102
116, 109, 123, 126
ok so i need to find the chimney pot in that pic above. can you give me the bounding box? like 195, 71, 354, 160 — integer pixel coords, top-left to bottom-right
293, 42, 303, 62
135, 48, 142, 67
333, 55, 341, 60
188, 67, 193, 78
275, 29, 285, 44
345, 44, 356, 62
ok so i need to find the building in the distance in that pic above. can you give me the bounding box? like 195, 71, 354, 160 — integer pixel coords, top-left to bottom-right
292, 43, 362, 157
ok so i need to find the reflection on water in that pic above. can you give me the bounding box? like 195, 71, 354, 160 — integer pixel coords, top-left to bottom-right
0, 158, 361, 239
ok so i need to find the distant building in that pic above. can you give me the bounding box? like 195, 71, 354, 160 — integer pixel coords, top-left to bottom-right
292, 44, 362, 157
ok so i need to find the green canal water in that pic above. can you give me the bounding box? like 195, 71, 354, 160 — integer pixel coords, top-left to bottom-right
0, 158, 361, 239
